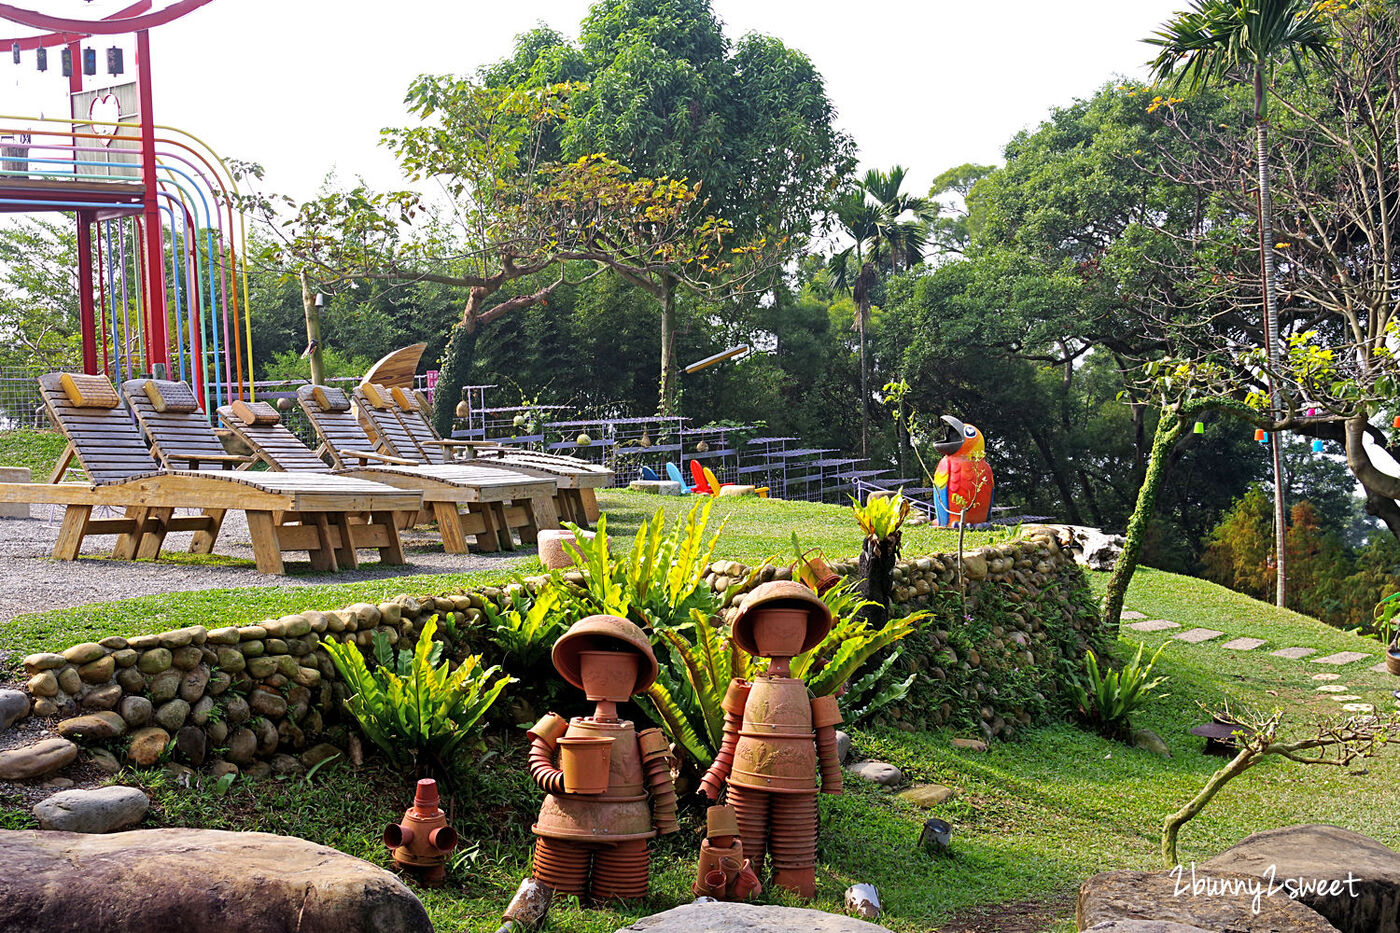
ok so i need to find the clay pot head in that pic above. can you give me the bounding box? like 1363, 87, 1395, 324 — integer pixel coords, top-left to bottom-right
731, 582, 833, 661
552, 615, 659, 697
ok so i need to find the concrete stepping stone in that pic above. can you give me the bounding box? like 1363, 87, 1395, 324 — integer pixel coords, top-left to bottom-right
1272, 647, 1316, 660
1173, 628, 1224, 644
1342, 702, 1375, 713
1371, 662, 1392, 674
1121, 611, 1147, 620
1128, 619, 1180, 632
1222, 637, 1267, 651
1315, 685, 1349, 693
1311, 651, 1372, 666
1312, 672, 1341, 681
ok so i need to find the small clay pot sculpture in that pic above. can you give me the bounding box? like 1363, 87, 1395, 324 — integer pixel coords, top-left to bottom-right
517, 615, 678, 912
698, 581, 842, 900
692, 804, 762, 901
384, 778, 459, 886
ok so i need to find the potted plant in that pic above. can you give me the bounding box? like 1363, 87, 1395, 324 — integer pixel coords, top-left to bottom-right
1376, 593, 1400, 676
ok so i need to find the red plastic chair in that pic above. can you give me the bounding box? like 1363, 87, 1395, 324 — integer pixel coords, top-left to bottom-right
690, 459, 713, 494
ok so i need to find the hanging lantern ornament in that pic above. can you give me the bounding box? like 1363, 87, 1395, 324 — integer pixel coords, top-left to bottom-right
1193, 421, 1205, 435
1312, 439, 1325, 453
11, 41, 19, 65
1392, 415, 1400, 429
35, 46, 45, 72
60, 47, 71, 77
106, 46, 123, 76
82, 47, 96, 76
1254, 428, 1267, 443
1308, 407, 1317, 417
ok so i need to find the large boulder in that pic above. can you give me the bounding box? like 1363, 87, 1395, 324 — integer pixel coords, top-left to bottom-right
617, 902, 891, 933
1085, 924, 1214, 933
1078, 869, 1338, 932
0, 828, 433, 933
1204, 824, 1400, 933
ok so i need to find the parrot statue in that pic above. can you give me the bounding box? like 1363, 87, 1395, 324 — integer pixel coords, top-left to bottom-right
931, 415, 994, 527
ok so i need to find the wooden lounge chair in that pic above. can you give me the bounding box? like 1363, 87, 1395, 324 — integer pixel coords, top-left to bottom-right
356, 383, 612, 526
2, 373, 420, 573
294, 385, 560, 553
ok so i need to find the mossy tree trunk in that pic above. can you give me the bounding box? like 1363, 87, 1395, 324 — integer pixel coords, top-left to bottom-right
857, 531, 900, 627
432, 324, 477, 438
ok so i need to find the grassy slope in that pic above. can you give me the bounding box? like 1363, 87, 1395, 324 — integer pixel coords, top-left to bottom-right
2, 470, 1397, 931
0, 429, 70, 481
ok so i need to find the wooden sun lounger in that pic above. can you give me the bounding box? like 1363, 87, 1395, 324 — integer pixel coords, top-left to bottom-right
293, 385, 560, 553
354, 383, 613, 526
6, 374, 421, 574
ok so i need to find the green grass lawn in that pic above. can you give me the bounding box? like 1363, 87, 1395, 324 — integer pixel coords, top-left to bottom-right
0, 428, 70, 481
2, 484, 1396, 932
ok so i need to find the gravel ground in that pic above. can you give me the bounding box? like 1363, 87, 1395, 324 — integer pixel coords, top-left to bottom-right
0, 504, 530, 622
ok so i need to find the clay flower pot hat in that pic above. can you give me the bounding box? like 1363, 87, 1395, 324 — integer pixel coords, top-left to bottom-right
552, 615, 660, 695
730, 581, 833, 657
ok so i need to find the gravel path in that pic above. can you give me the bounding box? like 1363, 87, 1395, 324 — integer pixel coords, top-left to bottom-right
0, 504, 531, 622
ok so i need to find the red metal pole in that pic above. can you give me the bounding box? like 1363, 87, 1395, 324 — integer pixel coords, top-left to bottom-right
135, 28, 168, 371
76, 211, 97, 374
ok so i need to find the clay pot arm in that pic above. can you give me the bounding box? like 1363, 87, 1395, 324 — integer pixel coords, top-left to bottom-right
699, 680, 750, 799
527, 713, 569, 795
638, 728, 679, 835
811, 694, 843, 795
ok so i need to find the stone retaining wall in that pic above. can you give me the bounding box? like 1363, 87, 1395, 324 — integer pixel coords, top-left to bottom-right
16, 528, 1102, 776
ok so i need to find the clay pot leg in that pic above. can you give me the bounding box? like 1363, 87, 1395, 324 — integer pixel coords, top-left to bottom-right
768, 792, 818, 899
588, 839, 649, 902
726, 784, 770, 878
532, 837, 591, 898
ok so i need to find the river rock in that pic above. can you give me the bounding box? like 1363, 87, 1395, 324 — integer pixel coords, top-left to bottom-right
835, 729, 851, 763
0, 690, 28, 731
226, 727, 257, 766
32, 786, 149, 833
618, 902, 891, 932
0, 828, 432, 931
55, 711, 126, 742
846, 761, 903, 786
118, 696, 153, 728
153, 699, 190, 732
897, 784, 954, 808
126, 727, 170, 768
175, 726, 206, 766
1132, 728, 1171, 758
1078, 869, 1339, 933
81, 684, 123, 710
0, 738, 78, 780
1203, 824, 1400, 933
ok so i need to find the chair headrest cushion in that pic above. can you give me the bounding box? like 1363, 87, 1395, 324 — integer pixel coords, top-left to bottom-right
59, 373, 120, 409
359, 383, 392, 410
412, 389, 432, 415
312, 386, 351, 412
143, 379, 199, 414
231, 399, 280, 426
390, 386, 417, 411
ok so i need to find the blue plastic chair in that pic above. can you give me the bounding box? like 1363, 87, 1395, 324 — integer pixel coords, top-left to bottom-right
665, 461, 693, 493
640, 466, 660, 481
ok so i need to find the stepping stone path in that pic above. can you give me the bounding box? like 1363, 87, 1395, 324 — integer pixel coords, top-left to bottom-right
1312, 673, 1341, 681
1221, 637, 1267, 651
1128, 619, 1180, 632
1311, 651, 1372, 665
1174, 628, 1224, 644
1273, 647, 1316, 659
1121, 611, 1147, 620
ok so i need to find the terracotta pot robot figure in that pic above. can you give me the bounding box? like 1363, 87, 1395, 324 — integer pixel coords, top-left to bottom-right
698, 582, 843, 899
523, 615, 679, 904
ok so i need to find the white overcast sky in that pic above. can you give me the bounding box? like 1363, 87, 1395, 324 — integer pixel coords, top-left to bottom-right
1, 0, 1185, 202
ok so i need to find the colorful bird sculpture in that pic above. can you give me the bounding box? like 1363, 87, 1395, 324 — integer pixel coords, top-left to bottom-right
932, 415, 994, 527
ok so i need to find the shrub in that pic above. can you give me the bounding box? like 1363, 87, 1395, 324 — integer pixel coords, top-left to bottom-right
554, 499, 724, 630
322, 617, 514, 775
1065, 641, 1168, 740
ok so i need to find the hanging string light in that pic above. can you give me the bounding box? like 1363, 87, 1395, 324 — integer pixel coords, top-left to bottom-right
1312, 439, 1324, 453
1255, 428, 1268, 444
1193, 421, 1205, 434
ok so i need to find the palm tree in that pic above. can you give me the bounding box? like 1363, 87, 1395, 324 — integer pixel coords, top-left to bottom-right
827, 168, 936, 457
1146, 0, 1335, 609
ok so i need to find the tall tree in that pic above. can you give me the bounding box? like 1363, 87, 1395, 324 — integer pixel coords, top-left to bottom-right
487, 0, 852, 415
1147, 0, 1337, 607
